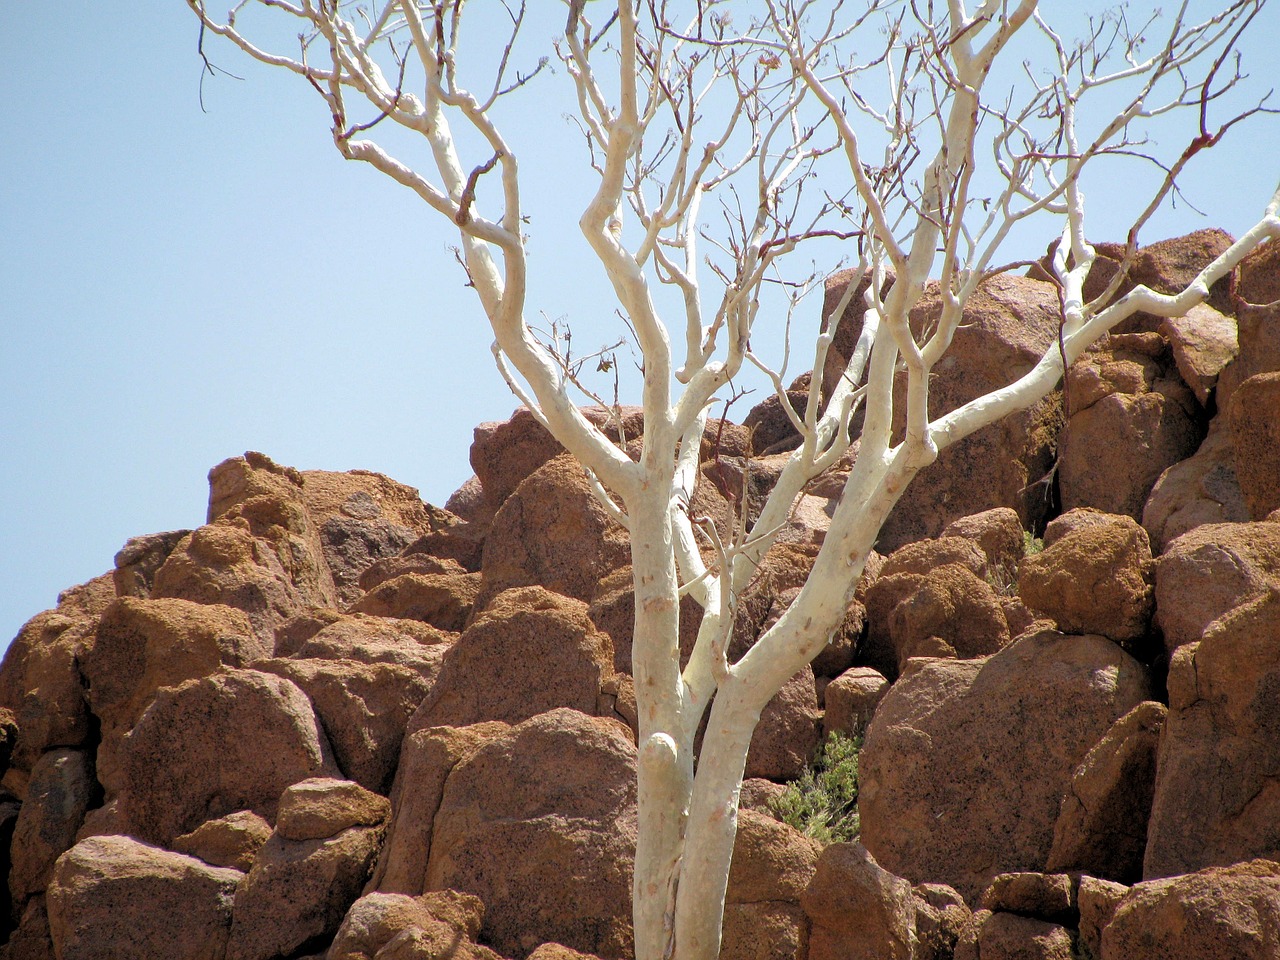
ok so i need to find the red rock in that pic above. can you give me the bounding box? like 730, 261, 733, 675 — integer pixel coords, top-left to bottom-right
274, 613, 452, 669
859, 630, 1150, 902
410, 587, 616, 733
972, 912, 1074, 960
745, 667, 820, 782
879, 537, 988, 579
1144, 590, 1280, 879
743, 374, 811, 456
886, 564, 1011, 668
941, 508, 1026, 581
1142, 419, 1249, 552
356, 553, 467, 592
9, 749, 98, 906
1017, 513, 1154, 646
722, 811, 821, 960
1237, 237, 1280, 305
1214, 301, 1280, 412
117, 668, 339, 847
822, 667, 889, 740
1047, 701, 1165, 884
329, 890, 500, 960
1076, 876, 1128, 960
112, 530, 193, 599
1228, 372, 1280, 519
348, 571, 481, 632
979, 873, 1075, 925
1153, 520, 1280, 653
913, 884, 971, 960
172, 811, 272, 873
801, 842, 916, 960
1101, 860, 1280, 960
588, 566, 703, 676
425, 709, 637, 960
276, 778, 390, 842
47, 836, 242, 960
1158, 304, 1238, 405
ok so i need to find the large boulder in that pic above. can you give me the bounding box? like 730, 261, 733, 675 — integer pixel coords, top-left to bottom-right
1142, 419, 1249, 552
347, 571, 482, 632
116, 668, 339, 847
744, 668, 821, 783
112, 530, 193, 599
273, 612, 453, 670
1144, 590, 1280, 879
1153, 520, 1280, 654
1216, 301, 1280, 411
859, 630, 1150, 902
801, 843, 916, 960
328, 890, 500, 960
1228, 372, 1280, 519
8, 749, 98, 907
722, 810, 821, 960
172, 811, 272, 873
424, 709, 637, 960
409, 587, 617, 732
1058, 333, 1203, 521
1100, 860, 1280, 960
47, 836, 241, 960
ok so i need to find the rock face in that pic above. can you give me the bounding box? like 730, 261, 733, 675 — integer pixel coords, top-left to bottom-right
859, 630, 1150, 902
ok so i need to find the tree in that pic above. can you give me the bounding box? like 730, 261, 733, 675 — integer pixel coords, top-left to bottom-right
185, 1, 1277, 958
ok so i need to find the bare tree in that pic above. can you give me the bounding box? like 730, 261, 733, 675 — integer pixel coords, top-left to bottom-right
185, 1, 1277, 958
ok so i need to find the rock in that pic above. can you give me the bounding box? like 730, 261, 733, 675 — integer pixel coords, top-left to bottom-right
885, 564, 1011, 670
818, 267, 896, 413
328, 890, 500, 960
723, 811, 821, 960
588, 566, 704, 676
347, 571, 482, 632
226, 822, 384, 960
1237, 236, 1280, 305
1153, 520, 1280, 653
112, 530, 193, 599
1158, 304, 1238, 405
1076, 876, 1128, 960
972, 912, 1075, 960
745, 667, 820, 783
316, 515, 419, 607
367, 722, 510, 897
445, 475, 489, 524
47, 836, 241, 960
1142, 419, 1250, 552
117, 668, 338, 847
1016, 513, 1155, 646
980, 873, 1075, 925
410, 587, 615, 733
172, 811, 272, 872
9, 749, 98, 906
259, 653, 441, 794
1101, 860, 1280, 960
526, 944, 602, 960
274, 613, 452, 670
3, 895, 53, 960
822, 667, 889, 740
425, 709, 637, 960
357, 554, 467, 593
859, 629, 1150, 902
801, 842, 916, 960
1059, 334, 1203, 521
912, 884, 971, 960
940, 508, 1026, 582
1228, 372, 1280, 519
1144, 590, 1280, 879
1218, 301, 1280, 411
1047, 701, 1165, 884
276, 778, 390, 842
479, 454, 631, 606
743, 374, 811, 456
879, 536, 988, 580
740, 778, 788, 817
402, 519, 488, 573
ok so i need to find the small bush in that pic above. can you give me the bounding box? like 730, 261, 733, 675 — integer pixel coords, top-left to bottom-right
1023, 529, 1044, 555
769, 730, 861, 844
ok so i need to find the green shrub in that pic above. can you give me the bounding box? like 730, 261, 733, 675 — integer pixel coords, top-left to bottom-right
768, 730, 861, 844
1023, 529, 1044, 555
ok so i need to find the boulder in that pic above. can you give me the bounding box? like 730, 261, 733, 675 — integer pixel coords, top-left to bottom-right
1153, 520, 1280, 654
112, 530, 193, 599
722, 810, 821, 960
367, 722, 510, 897
1158, 304, 1238, 405
745, 667, 821, 783
822, 667, 889, 740
1144, 590, 1280, 879
1076, 876, 1128, 960
479, 454, 631, 606
356, 554, 467, 593
1047, 701, 1165, 884
1101, 860, 1280, 960
8, 749, 98, 907
1016, 512, 1155, 647
912, 884, 971, 960
1058, 334, 1203, 521
425, 709, 637, 960
273, 613, 453, 670
276, 778, 390, 842
3, 895, 53, 960
979, 873, 1076, 926
801, 842, 916, 960
116, 668, 338, 846
885, 564, 1010, 669
1237, 236, 1280, 305
743, 374, 811, 456
1228, 372, 1280, 519
940, 508, 1026, 583
410, 587, 616, 732
1216, 301, 1280, 411
1142, 419, 1250, 552
879, 537, 988, 579
172, 811, 272, 873
967, 912, 1075, 960
588, 566, 703, 676
859, 629, 1150, 902
226, 822, 384, 960
347, 571, 482, 632
47, 836, 241, 960
328, 890, 500, 960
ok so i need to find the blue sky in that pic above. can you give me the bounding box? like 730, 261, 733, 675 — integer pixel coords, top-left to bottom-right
2, 2, 1278, 647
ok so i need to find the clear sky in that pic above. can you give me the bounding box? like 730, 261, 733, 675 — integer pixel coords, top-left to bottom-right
2, 2, 1278, 648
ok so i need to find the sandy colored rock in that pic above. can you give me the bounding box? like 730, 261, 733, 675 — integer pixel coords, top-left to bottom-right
357, 554, 466, 593
425, 709, 637, 960
274, 613, 453, 669
1101, 860, 1280, 960
1228, 372, 1280, 519
1142, 419, 1249, 552
879, 537, 988, 579
912, 884, 971, 960
974, 912, 1074, 960
117, 668, 338, 847
526, 943, 602, 960
1076, 876, 1128, 960
9, 749, 98, 906
980, 873, 1075, 925
173, 811, 272, 873
367, 722, 510, 897
227, 823, 384, 960
47, 835, 241, 960
329, 890, 500, 960
1216, 301, 1280, 411
801, 842, 916, 960
1047, 701, 1165, 883
1159, 303, 1238, 405
859, 629, 1150, 902
348, 571, 481, 632
112, 530, 193, 599
1144, 590, 1280, 879
1153, 520, 1280, 653
276, 778, 390, 842
823, 667, 889, 740
1017, 513, 1154, 645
